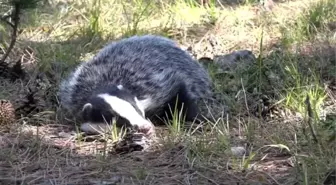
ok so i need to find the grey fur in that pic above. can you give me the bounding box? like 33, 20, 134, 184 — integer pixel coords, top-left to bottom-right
58, 35, 213, 123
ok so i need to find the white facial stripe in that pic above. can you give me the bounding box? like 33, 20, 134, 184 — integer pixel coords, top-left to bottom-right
117, 84, 123, 90
134, 97, 153, 114
81, 122, 111, 134
97, 94, 149, 127
134, 97, 145, 117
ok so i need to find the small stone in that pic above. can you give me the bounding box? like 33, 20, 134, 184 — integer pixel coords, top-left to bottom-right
231, 146, 247, 157
88, 176, 122, 185
58, 131, 74, 138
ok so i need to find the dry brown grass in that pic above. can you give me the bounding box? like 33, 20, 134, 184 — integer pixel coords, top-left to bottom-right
0, 120, 301, 185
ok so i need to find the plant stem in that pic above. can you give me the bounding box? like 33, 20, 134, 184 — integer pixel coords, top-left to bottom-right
0, 3, 21, 64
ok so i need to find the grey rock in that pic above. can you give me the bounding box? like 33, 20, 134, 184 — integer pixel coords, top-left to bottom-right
231, 146, 248, 157
213, 50, 256, 71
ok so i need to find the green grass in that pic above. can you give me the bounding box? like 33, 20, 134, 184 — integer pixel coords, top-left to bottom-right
280, 0, 336, 46
0, 0, 335, 184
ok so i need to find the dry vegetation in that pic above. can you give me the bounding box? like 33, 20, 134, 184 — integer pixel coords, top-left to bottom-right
0, 0, 335, 184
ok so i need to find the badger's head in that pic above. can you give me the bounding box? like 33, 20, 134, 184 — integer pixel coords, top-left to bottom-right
80, 84, 154, 135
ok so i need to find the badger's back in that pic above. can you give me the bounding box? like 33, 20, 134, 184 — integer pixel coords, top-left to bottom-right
59, 35, 212, 117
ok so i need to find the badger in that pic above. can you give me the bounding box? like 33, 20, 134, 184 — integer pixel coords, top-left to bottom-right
58, 35, 213, 135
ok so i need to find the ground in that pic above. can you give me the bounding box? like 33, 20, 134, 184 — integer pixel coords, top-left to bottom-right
0, 0, 335, 184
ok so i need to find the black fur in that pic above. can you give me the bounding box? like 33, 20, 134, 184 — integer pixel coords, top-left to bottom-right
147, 83, 202, 125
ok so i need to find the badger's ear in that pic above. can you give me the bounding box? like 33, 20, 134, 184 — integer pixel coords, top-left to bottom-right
82, 103, 93, 114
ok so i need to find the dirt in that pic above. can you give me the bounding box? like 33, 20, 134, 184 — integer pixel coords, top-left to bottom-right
0, 115, 301, 185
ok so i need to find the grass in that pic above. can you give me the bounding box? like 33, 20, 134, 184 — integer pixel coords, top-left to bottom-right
0, 0, 336, 184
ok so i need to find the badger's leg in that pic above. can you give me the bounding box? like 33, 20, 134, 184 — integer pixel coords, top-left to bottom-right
174, 90, 203, 123
159, 83, 203, 124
